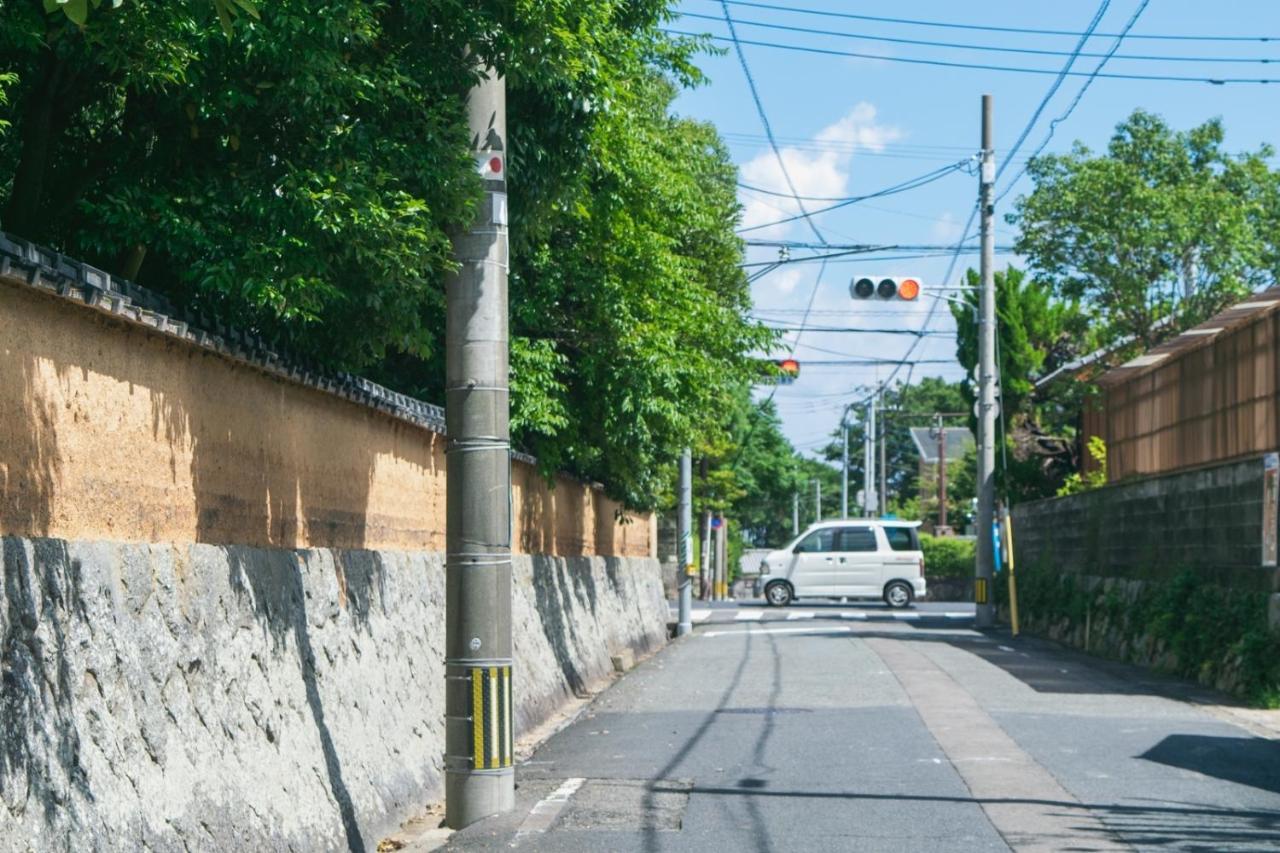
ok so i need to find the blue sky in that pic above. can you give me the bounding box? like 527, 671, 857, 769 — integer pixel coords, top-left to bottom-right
668, 0, 1280, 456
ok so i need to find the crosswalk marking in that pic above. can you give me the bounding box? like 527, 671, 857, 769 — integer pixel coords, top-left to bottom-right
735, 610, 764, 621
786, 611, 814, 621
692, 610, 712, 623
892, 612, 921, 620
840, 612, 867, 621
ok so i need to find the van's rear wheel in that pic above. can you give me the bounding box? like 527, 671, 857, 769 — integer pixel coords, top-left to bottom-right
884, 581, 913, 609
765, 581, 793, 607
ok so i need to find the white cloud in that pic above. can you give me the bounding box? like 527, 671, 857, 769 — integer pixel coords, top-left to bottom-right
738, 103, 903, 239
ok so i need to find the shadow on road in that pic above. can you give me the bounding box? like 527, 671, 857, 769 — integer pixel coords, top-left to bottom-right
1140, 734, 1280, 796
648, 783, 1280, 849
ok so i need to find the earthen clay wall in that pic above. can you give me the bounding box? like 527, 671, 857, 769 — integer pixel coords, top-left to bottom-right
0, 281, 654, 556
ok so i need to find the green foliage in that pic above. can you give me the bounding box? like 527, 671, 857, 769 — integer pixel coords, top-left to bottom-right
1013, 109, 1280, 351
0, 1, 763, 508
1056, 437, 1107, 496
1014, 563, 1280, 706
920, 534, 974, 581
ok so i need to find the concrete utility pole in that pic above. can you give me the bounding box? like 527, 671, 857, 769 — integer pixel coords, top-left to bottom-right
975, 93, 997, 629
841, 418, 850, 519
878, 386, 888, 517
814, 479, 821, 523
445, 62, 513, 828
716, 513, 728, 600
676, 449, 693, 636
792, 492, 799, 536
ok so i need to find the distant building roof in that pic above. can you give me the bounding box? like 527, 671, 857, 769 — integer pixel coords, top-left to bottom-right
1095, 286, 1280, 388
908, 427, 974, 463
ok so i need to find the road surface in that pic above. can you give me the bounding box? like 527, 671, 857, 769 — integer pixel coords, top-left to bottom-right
443, 600, 1280, 852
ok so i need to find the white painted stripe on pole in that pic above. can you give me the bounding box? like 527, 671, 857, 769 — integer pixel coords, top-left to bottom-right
488, 669, 498, 765
786, 611, 814, 621
703, 625, 854, 639
735, 610, 764, 621
840, 612, 867, 620
514, 777, 587, 837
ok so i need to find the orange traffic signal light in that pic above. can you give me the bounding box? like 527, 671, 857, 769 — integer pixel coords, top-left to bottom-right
850, 276, 922, 301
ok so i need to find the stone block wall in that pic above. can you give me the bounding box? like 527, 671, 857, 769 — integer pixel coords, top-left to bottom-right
0, 538, 665, 851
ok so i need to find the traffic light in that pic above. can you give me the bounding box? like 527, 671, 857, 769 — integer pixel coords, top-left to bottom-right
776, 358, 800, 384
850, 276, 921, 301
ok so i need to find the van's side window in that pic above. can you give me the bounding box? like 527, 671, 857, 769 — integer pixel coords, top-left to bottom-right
837, 527, 877, 552
884, 527, 919, 551
794, 529, 837, 553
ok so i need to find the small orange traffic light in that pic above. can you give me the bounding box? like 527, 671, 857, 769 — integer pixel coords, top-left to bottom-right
850, 275, 923, 301
776, 358, 800, 384
898, 278, 920, 300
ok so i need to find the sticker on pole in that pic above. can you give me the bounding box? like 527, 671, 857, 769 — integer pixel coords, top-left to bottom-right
476, 152, 504, 179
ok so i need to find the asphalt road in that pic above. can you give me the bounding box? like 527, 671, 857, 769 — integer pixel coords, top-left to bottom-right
444, 601, 1280, 852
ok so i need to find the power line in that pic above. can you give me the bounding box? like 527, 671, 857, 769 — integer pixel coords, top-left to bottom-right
764, 325, 956, 336
679, 10, 1278, 63
995, 0, 1153, 206
737, 159, 971, 234
698, 0, 1280, 43
717, 2, 826, 246
665, 30, 1280, 84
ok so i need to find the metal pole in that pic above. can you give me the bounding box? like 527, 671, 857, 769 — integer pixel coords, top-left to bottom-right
936, 413, 948, 531
878, 387, 887, 516
814, 479, 821, 523
975, 93, 997, 629
841, 419, 850, 519
445, 61, 513, 828
676, 449, 693, 636
793, 492, 799, 536
868, 398, 877, 517
717, 513, 728, 600
706, 507, 716, 601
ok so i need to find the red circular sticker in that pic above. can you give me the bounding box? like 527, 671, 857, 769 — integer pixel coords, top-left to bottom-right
489, 156, 503, 174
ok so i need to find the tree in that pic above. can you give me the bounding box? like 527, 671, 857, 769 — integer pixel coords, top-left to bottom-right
0, 1, 765, 509
1013, 110, 1280, 351
951, 266, 1084, 500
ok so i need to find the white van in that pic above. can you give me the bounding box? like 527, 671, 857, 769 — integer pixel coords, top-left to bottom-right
758, 520, 926, 608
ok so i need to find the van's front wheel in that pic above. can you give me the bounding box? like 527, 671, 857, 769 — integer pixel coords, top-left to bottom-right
884, 581, 913, 609
765, 581, 793, 607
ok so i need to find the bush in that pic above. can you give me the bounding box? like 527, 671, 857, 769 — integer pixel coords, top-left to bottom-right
921, 534, 975, 581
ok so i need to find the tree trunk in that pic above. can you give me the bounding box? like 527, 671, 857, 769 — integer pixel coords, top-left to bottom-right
2, 51, 66, 240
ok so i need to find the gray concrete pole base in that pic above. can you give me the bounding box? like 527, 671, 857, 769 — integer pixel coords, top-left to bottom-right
445, 768, 516, 829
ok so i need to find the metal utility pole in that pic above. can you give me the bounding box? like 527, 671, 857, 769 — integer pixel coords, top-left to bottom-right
840, 418, 850, 519
445, 62, 513, 828
676, 449, 693, 636
863, 399, 877, 517
814, 479, 821, 523
792, 492, 800, 536
878, 386, 887, 516
934, 414, 948, 531
975, 93, 997, 629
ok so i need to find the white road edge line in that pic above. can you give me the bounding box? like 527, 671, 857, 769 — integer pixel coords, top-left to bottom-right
702, 625, 854, 638
513, 777, 587, 840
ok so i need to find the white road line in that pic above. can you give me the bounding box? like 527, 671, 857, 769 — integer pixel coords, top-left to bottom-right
702, 625, 854, 639
840, 612, 867, 620
735, 610, 764, 621
892, 612, 921, 620
944, 612, 974, 619
691, 610, 712, 623
513, 777, 586, 839
786, 611, 815, 621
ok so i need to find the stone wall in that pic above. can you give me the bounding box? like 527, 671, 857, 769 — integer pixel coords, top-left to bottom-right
1009, 455, 1280, 701
0, 537, 665, 851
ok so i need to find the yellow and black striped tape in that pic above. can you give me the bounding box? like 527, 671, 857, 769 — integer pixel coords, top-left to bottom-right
470, 666, 513, 770
975, 577, 989, 605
